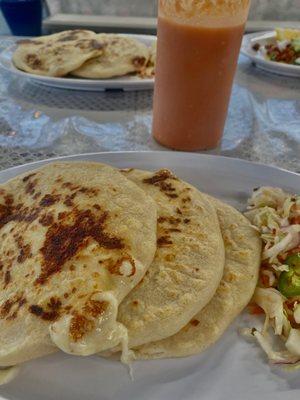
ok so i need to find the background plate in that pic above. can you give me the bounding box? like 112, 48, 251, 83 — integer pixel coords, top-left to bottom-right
241, 31, 300, 78
0, 34, 156, 91
0, 152, 299, 400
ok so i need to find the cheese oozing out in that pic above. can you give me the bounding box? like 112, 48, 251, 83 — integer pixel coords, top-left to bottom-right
49, 292, 130, 356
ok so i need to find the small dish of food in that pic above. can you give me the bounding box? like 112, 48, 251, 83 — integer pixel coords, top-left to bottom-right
241, 28, 300, 77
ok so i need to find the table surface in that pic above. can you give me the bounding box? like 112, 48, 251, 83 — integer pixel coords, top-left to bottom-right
0, 37, 299, 174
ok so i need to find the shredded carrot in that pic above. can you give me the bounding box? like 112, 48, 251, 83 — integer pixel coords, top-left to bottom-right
285, 301, 295, 311
278, 253, 287, 263
260, 274, 271, 287
286, 247, 300, 258
290, 216, 300, 225
248, 305, 264, 315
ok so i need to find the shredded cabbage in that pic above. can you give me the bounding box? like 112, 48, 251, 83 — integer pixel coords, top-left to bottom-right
286, 329, 300, 357
263, 228, 299, 262
271, 263, 289, 272
247, 187, 287, 210
244, 187, 300, 365
251, 330, 300, 365
253, 288, 285, 335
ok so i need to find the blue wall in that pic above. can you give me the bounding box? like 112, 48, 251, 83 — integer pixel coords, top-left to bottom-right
0, 10, 10, 35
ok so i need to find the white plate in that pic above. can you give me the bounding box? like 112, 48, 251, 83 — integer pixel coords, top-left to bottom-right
0, 152, 299, 400
0, 34, 156, 91
241, 31, 300, 78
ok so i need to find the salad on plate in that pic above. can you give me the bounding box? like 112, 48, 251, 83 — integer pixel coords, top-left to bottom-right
244, 187, 300, 366
252, 28, 300, 66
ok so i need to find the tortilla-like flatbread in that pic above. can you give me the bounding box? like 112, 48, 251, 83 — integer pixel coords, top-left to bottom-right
139, 41, 156, 78
133, 196, 261, 359
0, 162, 157, 366
71, 34, 149, 79
12, 30, 104, 77
116, 169, 225, 349
33, 30, 96, 43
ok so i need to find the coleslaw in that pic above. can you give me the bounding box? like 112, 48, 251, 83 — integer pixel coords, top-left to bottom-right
244, 187, 300, 366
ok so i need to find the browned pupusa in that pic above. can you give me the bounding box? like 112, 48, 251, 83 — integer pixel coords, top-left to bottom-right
12, 30, 104, 77
0, 162, 157, 366
71, 33, 150, 79
134, 196, 262, 359
116, 169, 225, 349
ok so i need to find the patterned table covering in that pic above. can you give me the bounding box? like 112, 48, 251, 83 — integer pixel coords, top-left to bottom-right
0, 37, 299, 173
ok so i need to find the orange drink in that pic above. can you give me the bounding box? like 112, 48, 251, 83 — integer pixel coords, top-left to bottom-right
152, 0, 250, 150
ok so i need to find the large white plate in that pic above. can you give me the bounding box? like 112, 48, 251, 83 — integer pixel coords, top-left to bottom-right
0, 152, 299, 400
241, 31, 300, 78
0, 34, 156, 91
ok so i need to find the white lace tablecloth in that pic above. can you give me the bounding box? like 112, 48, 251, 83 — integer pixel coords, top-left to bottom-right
0, 37, 299, 173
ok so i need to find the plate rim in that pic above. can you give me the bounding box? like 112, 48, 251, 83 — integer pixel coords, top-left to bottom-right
0, 33, 156, 90
1, 151, 299, 180
241, 31, 300, 76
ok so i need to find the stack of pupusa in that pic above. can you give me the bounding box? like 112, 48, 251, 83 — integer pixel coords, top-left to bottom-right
107, 168, 261, 359
0, 162, 261, 384
12, 30, 155, 78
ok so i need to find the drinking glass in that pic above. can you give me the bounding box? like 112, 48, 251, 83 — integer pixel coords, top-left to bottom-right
152, 0, 250, 150
0, 0, 42, 36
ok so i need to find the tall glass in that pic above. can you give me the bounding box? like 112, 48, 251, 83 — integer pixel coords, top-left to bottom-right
0, 0, 42, 36
152, 0, 250, 151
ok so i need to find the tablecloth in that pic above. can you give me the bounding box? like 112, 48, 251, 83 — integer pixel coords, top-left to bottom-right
0, 37, 299, 173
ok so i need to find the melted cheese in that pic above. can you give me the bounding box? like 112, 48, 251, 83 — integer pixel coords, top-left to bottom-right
49, 292, 129, 356
118, 324, 135, 380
